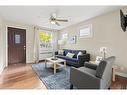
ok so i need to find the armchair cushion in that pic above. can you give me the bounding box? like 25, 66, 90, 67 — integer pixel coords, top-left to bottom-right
70, 67, 100, 89
78, 67, 96, 75
84, 62, 98, 70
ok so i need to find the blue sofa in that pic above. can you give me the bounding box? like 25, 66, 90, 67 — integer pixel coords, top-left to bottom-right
56, 49, 90, 68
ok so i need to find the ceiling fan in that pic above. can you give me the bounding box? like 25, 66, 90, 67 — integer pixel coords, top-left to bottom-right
49, 13, 68, 26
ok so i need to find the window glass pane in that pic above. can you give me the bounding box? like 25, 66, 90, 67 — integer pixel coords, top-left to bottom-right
80, 27, 90, 37
15, 34, 20, 44
39, 32, 52, 42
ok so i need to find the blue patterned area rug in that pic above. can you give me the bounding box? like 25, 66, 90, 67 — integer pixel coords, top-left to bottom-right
32, 63, 71, 89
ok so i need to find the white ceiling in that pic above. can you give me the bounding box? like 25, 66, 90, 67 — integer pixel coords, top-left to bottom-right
0, 6, 122, 30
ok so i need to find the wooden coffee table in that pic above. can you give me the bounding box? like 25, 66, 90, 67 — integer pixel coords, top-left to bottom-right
45, 57, 66, 74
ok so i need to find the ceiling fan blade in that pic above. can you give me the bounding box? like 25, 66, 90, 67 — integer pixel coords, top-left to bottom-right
55, 19, 68, 22
55, 22, 60, 26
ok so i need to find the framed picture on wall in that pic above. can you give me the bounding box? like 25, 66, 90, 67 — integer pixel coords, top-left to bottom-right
69, 36, 76, 44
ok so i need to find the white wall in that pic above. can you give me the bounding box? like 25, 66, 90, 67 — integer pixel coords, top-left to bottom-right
0, 17, 6, 74
58, 7, 127, 74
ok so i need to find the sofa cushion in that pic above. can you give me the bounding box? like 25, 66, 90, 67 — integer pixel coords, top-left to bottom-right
96, 60, 107, 78
68, 57, 79, 63
63, 49, 72, 56
57, 55, 78, 63
71, 50, 86, 58
57, 55, 67, 59
63, 49, 86, 58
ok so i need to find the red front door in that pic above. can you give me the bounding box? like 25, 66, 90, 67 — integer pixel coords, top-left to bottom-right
8, 27, 26, 65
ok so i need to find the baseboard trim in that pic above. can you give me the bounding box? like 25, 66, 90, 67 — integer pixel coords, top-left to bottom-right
115, 71, 127, 78
26, 61, 35, 64
0, 66, 5, 74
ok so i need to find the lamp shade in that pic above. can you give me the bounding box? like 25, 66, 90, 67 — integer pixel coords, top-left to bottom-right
100, 47, 107, 59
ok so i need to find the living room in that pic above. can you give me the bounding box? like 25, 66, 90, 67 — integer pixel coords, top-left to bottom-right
0, 4, 127, 93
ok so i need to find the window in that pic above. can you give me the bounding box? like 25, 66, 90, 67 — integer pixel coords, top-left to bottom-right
15, 34, 20, 44
39, 31, 53, 60
79, 24, 92, 38
62, 33, 68, 39
39, 31, 52, 48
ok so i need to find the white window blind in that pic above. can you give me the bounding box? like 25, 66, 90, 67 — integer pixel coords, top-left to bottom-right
79, 24, 92, 38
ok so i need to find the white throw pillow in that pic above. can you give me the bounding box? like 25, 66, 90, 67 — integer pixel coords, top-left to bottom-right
77, 52, 83, 59
66, 52, 75, 58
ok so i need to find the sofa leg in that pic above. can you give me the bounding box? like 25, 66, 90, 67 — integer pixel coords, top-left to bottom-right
70, 84, 73, 89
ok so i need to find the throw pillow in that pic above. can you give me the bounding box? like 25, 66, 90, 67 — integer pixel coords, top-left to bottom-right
77, 52, 83, 59
66, 52, 75, 58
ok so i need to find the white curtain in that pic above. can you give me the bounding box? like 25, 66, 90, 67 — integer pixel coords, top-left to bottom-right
33, 27, 39, 63
51, 30, 58, 56
53, 30, 58, 49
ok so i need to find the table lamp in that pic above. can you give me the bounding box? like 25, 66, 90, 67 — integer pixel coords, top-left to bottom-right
100, 47, 107, 59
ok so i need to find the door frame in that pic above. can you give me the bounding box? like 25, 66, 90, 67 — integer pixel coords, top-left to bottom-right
6, 25, 27, 67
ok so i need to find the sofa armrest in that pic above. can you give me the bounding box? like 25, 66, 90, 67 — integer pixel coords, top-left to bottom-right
84, 62, 98, 70
70, 67, 101, 89
55, 51, 58, 55
78, 53, 90, 65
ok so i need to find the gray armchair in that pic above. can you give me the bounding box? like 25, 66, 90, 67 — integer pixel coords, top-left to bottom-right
70, 56, 115, 89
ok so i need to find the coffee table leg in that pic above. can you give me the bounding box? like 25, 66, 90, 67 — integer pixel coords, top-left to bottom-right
45, 60, 47, 68
64, 61, 66, 70
54, 63, 56, 74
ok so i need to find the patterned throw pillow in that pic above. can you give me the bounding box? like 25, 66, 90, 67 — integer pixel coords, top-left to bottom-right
66, 52, 75, 58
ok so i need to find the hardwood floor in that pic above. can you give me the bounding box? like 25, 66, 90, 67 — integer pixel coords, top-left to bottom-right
0, 63, 127, 89
111, 76, 127, 89
0, 63, 47, 89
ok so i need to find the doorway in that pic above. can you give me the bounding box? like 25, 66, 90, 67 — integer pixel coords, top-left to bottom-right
8, 27, 26, 65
